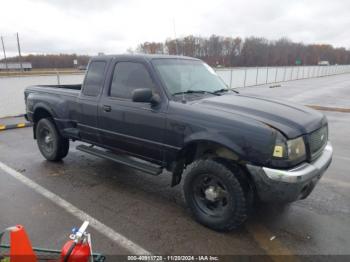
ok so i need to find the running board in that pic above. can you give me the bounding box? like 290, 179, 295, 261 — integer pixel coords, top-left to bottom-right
76, 144, 162, 175
63, 128, 80, 139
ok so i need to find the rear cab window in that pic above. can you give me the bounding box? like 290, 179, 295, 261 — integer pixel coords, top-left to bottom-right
82, 61, 106, 96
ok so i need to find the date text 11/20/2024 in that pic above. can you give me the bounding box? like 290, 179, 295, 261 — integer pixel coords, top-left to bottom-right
127, 255, 219, 261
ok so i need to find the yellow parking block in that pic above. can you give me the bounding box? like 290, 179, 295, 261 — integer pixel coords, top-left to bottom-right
0, 122, 32, 131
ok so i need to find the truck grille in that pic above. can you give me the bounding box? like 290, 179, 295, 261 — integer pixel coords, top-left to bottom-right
309, 125, 328, 160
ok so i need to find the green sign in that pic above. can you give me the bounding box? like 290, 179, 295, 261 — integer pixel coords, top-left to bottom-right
295, 59, 302, 65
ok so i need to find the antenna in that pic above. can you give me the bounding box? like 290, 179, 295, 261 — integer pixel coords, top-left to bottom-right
172, 18, 179, 55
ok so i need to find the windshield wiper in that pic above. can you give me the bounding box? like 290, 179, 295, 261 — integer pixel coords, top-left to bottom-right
213, 88, 239, 94
172, 90, 220, 96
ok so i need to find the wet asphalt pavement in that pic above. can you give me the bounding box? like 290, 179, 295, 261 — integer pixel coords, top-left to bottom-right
0, 75, 350, 260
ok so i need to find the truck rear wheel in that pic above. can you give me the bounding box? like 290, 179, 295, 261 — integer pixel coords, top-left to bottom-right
183, 158, 249, 231
36, 118, 69, 161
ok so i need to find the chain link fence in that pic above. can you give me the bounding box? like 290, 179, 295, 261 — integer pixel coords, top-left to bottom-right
216, 65, 350, 88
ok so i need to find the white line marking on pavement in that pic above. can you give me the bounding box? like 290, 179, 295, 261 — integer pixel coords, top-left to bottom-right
0, 161, 151, 255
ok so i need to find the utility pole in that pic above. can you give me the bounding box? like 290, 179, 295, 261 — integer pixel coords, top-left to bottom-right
16, 32, 23, 72
1, 36, 9, 71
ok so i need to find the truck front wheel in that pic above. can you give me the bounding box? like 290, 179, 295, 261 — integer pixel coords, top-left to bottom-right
36, 118, 69, 161
183, 158, 249, 231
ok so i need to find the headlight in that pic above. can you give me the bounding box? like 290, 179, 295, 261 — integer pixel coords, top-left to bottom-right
273, 133, 306, 161
287, 137, 306, 160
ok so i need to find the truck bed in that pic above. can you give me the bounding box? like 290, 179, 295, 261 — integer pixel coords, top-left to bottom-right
36, 84, 82, 90
25, 84, 82, 124
25, 84, 81, 98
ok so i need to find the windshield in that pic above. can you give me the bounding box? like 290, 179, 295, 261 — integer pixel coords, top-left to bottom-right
152, 59, 227, 96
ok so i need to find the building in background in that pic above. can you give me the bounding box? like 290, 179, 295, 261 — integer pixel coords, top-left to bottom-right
0, 62, 32, 71
318, 61, 330, 66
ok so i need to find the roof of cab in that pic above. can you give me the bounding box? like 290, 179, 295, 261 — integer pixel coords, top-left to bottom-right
90, 54, 199, 62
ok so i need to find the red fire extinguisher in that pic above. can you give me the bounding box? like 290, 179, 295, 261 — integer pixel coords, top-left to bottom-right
61, 221, 92, 262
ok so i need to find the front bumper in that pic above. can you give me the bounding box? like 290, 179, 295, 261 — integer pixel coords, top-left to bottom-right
246, 142, 333, 202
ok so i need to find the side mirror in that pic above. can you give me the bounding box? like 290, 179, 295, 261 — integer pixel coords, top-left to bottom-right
132, 88, 160, 105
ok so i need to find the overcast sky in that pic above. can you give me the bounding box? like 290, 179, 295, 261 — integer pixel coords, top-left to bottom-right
0, 0, 349, 57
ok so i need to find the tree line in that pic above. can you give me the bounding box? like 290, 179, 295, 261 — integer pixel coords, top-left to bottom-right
1, 36, 349, 68
1, 54, 90, 68
135, 36, 350, 67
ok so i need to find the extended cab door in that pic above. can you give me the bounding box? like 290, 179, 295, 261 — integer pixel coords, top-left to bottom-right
98, 59, 166, 163
77, 60, 107, 143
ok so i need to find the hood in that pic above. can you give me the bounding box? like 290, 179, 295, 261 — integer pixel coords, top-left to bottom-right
194, 93, 326, 138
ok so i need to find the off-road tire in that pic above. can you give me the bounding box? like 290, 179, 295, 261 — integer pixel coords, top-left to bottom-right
183, 158, 250, 231
36, 118, 69, 161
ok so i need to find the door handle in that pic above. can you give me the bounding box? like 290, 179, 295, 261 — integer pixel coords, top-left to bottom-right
103, 105, 112, 112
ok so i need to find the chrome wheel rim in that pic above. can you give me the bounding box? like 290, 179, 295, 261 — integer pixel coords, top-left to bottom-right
38, 127, 54, 154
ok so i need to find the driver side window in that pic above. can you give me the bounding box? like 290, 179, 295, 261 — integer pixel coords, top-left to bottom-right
110, 62, 155, 99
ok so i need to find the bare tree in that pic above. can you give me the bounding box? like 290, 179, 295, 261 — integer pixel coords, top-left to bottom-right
136, 35, 350, 67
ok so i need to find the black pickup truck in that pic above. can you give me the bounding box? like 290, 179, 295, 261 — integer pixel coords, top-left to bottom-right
25, 55, 333, 231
